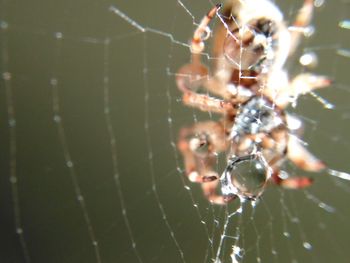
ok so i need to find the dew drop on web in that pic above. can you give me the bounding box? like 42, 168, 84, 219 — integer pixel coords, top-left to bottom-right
220, 155, 270, 201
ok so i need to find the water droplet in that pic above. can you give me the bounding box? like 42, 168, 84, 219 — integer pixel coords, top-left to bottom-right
66, 161, 73, 168
232, 245, 243, 256
314, 0, 325, 7
221, 155, 269, 200
303, 26, 315, 37
319, 202, 336, 213
339, 20, 350, 30
303, 242, 312, 250
2, 72, 11, 80
337, 48, 350, 58
53, 115, 61, 123
299, 52, 318, 68
9, 119, 16, 127
251, 199, 259, 208
55, 32, 63, 39
0, 20, 8, 29
291, 217, 300, 223
328, 169, 350, 180
283, 231, 290, 238
9, 176, 17, 184
50, 78, 58, 85
324, 103, 335, 110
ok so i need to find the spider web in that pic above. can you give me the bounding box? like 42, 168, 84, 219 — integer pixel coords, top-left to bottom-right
0, 0, 350, 262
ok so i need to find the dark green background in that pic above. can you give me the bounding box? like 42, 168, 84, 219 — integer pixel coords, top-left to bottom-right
0, 0, 350, 262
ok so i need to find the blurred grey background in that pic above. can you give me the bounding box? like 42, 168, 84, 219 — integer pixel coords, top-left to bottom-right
0, 0, 350, 262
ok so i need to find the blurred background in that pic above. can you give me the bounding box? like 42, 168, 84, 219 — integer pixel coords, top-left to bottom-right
0, 0, 350, 262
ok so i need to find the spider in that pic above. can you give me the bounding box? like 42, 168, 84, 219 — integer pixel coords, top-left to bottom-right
176, 0, 331, 204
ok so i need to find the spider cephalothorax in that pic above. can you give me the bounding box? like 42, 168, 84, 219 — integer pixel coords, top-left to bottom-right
176, 0, 330, 204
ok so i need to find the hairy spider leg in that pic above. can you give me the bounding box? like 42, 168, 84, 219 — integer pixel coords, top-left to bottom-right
202, 181, 237, 204
191, 3, 222, 54
182, 91, 236, 114
245, 128, 316, 190
272, 170, 314, 189
287, 135, 326, 172
271, 73, 332, 108
176, 4, 239, 113
289, 0, 314, 56
178, 121, 234, 204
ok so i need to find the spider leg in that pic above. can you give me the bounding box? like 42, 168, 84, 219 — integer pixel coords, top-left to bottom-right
178, 4, 221, 79
176, 61, 233, 103
247, 131, 314, 190
191, 4, 222, 54
202, 180, 237, 205
290, 73, 332, 95
288, 0, 314, 56
178, 121, 234, 204
272, 170, 313, 189
182, 91, 236, 114
178, 121, 227, 182
176, 5, 222, 90
287, 135, 326, 172
176, 4, 231, 99
273, 73, 332, 108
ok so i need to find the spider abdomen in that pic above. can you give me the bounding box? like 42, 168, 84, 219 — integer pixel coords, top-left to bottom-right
231, 96, 284, 136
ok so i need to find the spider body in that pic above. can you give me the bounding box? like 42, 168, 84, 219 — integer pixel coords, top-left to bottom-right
223, 96, 288, 200
177, 0, 330, 204
231, 96, 285, 136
